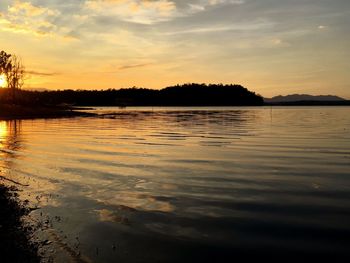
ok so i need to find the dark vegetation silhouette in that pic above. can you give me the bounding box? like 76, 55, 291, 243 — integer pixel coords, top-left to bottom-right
0, 51, 25, 102
0, 83, 264, 107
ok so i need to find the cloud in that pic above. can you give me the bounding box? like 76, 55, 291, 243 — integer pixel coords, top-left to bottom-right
26, 70, 59, 76
0, 0, 247, 42
0, 0, 348, 98
118, 63, 153, 70
0, 0, 60, 36
84, 0, 177, 24
7, 1, 59, 16
188, 0, 244, 13
163, 20, 273, 35
318, 25, 329, 30
83, 0, 244, 25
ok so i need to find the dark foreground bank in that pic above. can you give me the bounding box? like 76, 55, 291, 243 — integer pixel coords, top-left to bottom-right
0, 184, 40, 263
0, 104, 96, 119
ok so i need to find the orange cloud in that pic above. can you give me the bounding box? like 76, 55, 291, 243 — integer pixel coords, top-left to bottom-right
0, 1, 60, 36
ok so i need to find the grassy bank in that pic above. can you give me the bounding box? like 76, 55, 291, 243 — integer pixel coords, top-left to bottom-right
0, 184, 41, 263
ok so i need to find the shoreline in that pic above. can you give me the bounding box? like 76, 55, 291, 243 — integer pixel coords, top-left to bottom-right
0, 104, 97, 120
0, 184, 41, 263
0, 104, 349, 121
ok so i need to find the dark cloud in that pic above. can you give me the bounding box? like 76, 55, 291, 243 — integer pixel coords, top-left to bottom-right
118, 63, 153, 70
26, 70, 59, 76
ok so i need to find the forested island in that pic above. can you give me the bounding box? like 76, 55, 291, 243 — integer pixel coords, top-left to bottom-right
1, 84, 349, 119
0, 83, 264, 108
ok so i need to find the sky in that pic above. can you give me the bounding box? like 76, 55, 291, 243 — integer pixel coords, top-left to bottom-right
0, 0, 349, 98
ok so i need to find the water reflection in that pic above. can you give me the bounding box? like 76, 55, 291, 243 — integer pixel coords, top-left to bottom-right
1, 108, 350, 262
0, 120, 24, 185
0, 121, 7, 138
0, 120, 22, 152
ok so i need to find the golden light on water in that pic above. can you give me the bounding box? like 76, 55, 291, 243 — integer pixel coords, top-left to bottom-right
0, 74, 7, 88
0, 122, 7, 138
0, 122, 8, 153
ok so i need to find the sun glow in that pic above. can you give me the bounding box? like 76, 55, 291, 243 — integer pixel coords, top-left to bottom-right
0, 74, 7, 88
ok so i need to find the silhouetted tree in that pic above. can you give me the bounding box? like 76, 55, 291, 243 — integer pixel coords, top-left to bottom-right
0, 50, 25, 103
0, 51, 12, 76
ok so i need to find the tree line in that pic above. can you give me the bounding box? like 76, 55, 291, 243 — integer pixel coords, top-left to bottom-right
0, 84, 264, 106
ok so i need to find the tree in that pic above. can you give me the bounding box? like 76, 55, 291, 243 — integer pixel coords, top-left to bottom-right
7, 54, 25, 101
0, 51, 12, 76
0, 50, 26, 102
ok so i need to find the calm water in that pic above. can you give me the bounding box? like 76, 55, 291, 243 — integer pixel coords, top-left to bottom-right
1, 107, 350, 262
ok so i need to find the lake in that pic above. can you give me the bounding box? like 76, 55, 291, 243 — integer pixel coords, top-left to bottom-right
1, 107, 350, 262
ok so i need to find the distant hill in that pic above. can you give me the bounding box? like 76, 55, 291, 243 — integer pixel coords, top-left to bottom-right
264, 94, 346, 103
156, 84, 264, 106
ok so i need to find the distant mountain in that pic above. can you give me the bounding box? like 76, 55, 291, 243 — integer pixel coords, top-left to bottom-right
264, 94, 346, 103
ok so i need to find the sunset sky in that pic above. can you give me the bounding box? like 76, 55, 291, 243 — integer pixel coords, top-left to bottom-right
0, 0, 349, 98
